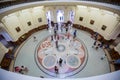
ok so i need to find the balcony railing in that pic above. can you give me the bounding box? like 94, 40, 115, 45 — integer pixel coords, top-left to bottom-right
0, 0, 120, 9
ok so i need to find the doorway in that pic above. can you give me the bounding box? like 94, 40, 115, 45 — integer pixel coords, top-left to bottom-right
57, 10, 64, 23
46, 11, 52, 28
0, 27, 13, 48
69, 10, 75, 24
56, 10, 64, 32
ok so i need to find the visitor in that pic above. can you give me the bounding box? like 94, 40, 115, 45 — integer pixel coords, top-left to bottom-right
94, 32, 99, 40
54, 66, 59, 74
109, 59, 120, 64
91, 32, 99, 40
95, 43, 100, 50
92, 40, 101, 50
61, 25, 63, 32
17, 65, 29, 74
101, 54, 106, 60
103, 44, 110, 49
99, 41, 104, 48
14, 66, 21, 73
5, 53, 14, 60
66, 27, 68, 33
51, 35, 53, 41
73, 30, 77, 39
56, 23, 58, 30
59, 58, 63, 67
54, 28, 57, 36
33, 36, 37, 42
92, 40, 97, 48
47, 25, 49, 30
67, 32, 70, 39
57, 34, 60, 41
40, 76, 44, 78
55, 40, 58, 48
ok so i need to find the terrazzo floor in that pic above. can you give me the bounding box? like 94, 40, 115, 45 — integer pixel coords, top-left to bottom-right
14, 28, 110, 78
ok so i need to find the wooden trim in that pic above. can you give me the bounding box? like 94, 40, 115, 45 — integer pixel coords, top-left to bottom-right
104, 49, 115, 72
73, 24, 115, 44
13, 24, 47, 45
0, 50, 12, 70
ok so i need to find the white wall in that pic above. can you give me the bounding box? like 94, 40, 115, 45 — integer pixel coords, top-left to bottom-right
2, 13, 24, 41
109, 22, 120, 39
98, 10, 119, 40
1, 6, 45, 41
74, 5, 120, 40
32, 6, 46, 27
0, 42, 8, 63
0, 5, 120, 41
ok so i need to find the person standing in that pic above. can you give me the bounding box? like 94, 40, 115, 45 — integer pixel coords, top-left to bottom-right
51, 35, 53, 41
99, 41, 104, 48
14, 66, 21, 73
55, 40, 58, 48
92, 40, 97, 48
109, 58, 120, 64
33, 36, 37, 42
73, 30, 77, 39
54, 66, 59, 74
21, 65, 29, 74
66, 27, 68, 33
59, 58, 63, 67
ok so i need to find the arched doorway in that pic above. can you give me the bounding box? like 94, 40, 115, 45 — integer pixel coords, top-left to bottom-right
69, 10, 75, 24
46, 11, 52, 29
56, 10, 64, 32
57, 10, 64, 23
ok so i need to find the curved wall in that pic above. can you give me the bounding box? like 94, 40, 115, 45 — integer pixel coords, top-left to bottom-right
0, 1, 120, 80
0, 1, 120, 41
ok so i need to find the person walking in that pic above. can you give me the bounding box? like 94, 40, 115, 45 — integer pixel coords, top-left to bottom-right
59, 58, 63, 67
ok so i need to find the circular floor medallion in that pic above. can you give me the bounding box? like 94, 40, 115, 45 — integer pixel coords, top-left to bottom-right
35, 33, 88, 77
66, 55, 81, 68
57, 45, 65, 52
42, 55, 57, 69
